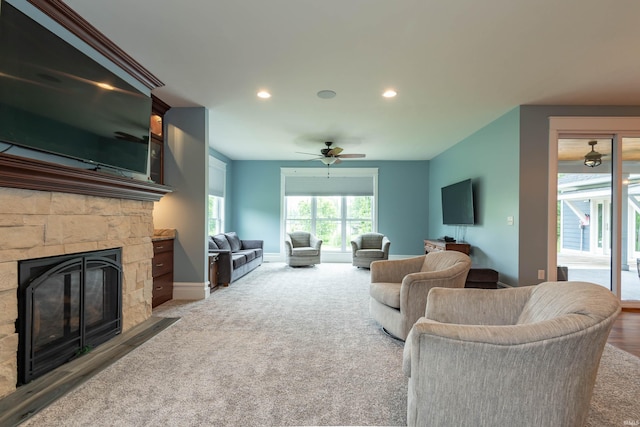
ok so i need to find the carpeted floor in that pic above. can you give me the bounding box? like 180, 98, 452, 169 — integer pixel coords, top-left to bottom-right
20, 262, 640, 426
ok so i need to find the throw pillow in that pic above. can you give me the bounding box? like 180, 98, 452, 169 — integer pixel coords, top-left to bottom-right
225, 232, 242, 252
213, 234, 231, 251
208, 236, 218, 250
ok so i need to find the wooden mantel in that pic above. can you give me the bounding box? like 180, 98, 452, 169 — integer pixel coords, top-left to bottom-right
0, 153, 171, 202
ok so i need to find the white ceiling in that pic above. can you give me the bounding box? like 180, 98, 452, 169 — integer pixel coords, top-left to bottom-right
64, 0, 640, 162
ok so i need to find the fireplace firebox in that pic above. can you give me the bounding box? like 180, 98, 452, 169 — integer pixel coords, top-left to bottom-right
17, 248, 122, 385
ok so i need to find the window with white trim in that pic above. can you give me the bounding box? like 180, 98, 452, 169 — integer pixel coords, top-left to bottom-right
282, 168, 378, 252
208, 156, 226, 235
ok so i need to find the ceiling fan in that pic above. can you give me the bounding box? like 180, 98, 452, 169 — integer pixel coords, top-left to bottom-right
298, 141, 366, 166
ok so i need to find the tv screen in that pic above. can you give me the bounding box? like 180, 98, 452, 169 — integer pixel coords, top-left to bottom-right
0, 2, 152, 175
441, 179, 475, 225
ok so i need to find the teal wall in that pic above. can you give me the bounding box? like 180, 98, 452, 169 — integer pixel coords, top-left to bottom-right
230, 160, 430, 255
428, 108, 520, 285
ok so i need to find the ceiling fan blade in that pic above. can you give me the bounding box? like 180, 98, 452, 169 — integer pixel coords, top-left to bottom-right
295, 151, 322, 156
334, 158, 343, 164
336, 153, 365, 159
328, 147, 343, 156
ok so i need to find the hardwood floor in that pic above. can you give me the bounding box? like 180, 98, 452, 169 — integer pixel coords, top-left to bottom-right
607, 308, 640, 358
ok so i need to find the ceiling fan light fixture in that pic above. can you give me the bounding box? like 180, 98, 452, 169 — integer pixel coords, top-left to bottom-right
584, 140, 602, 167
320, 157, 337, 165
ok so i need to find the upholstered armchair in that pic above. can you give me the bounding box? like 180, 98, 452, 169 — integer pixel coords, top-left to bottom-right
369, 251, 471, 340
351, 232, 390, 268
403, 281, 621, 427
285, 231, 322, 266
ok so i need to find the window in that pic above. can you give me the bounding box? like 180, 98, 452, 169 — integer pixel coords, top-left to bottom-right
208, 195, 224, 235
282, 167, 378, 252
209, 155, 226, 234
285, 195, 373, 251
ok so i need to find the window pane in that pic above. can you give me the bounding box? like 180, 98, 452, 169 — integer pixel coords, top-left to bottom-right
316, 220, 341, 251
316, 197, 341, 219
347, 196, 372, 219
286, 220, 311, 233
208, 195, 223, 235
286, 196, 311, 219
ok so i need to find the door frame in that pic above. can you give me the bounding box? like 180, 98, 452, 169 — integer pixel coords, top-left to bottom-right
548, 117, 640, 307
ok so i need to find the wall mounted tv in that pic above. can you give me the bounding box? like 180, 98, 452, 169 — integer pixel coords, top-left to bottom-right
441, 178, 475, 225
0, 2, 152, 175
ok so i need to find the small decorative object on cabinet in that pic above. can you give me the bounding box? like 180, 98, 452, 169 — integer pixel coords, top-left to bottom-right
424, 239, 470, 255
152, 232, 174, 308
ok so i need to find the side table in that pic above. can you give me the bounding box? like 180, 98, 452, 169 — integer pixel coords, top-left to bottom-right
208, 253, 219, 290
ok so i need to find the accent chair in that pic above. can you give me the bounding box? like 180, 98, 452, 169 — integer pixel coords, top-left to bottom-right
351, 232, 391, 268
403, 281, 621, 427
285, 231, 322, 267
369, 251, 471, 340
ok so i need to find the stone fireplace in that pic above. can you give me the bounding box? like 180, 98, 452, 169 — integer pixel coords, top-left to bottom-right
0, 154, 170, 398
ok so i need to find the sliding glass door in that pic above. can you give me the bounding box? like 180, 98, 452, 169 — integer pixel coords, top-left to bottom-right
551, 119, 640, 305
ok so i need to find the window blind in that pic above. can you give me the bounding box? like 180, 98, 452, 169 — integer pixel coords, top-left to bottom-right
284, 175, 374, 196
208, 156, 226, 197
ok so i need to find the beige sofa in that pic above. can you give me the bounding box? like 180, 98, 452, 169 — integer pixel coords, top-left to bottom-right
403, 281, 621, 427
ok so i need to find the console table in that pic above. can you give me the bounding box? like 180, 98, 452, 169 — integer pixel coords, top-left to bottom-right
424, 239, 471, 255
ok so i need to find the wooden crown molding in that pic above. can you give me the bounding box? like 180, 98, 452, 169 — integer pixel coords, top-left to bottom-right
0, 153, 172, 202
27, 0, 163, 90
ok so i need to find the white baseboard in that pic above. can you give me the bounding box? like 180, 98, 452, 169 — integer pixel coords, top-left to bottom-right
172, 281, 210, 300
263, 252, 419, 263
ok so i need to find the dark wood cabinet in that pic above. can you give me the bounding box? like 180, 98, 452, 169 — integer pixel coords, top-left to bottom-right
424, 239, 471, 255
152, 238, 174, 308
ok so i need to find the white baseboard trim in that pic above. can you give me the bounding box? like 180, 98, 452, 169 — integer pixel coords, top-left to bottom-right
263, 252, 421, 264
172, 281, 210, 300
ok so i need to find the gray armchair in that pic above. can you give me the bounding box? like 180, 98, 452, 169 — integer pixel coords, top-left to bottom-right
369, 251, 471, 340
403, 281, 621, 427
351, 232, 390, 268
285, 231, 322, 266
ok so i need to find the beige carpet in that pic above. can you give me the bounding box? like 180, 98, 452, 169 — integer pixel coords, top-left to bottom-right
19, 262, 640, 426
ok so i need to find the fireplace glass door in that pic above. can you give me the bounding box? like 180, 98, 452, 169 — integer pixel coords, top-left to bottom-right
18, 248, 122, 384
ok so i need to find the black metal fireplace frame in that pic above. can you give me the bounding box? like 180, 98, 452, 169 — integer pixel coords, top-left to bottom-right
17, 248, 122, 385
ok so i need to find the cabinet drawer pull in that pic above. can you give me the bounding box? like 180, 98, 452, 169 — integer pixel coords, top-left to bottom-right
155, 263, 164, 267
155, 286, 163, 290
155, 245, 164, 250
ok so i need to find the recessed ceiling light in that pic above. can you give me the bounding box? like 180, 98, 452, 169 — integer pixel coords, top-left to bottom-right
97, 82, 115, 90
257, 90, 271, 99
317, 90, 336, 99
382, 89, 397, 98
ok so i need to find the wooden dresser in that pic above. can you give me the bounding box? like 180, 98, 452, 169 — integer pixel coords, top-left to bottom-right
424, 239, 471, 255
152, 237, 174, 308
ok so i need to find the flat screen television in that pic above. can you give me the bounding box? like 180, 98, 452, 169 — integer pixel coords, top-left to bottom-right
0, 2, 152, 175
441, 179, 475, 225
